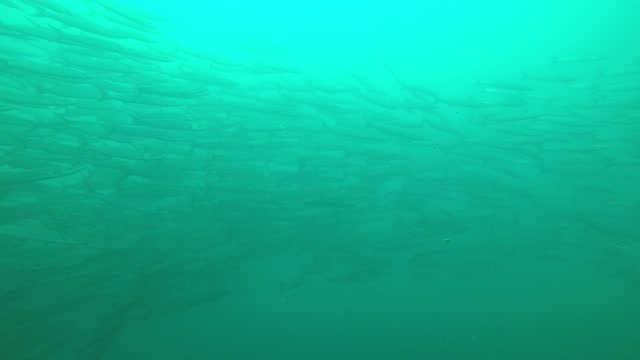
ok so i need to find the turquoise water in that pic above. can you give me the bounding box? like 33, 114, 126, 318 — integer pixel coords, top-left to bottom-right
1, 0, 639, 359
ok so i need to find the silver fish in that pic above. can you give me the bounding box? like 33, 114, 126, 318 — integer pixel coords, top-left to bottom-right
0, 164, 90, 185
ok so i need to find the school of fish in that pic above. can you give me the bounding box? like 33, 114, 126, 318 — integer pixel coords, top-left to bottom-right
1, 0, 639, 358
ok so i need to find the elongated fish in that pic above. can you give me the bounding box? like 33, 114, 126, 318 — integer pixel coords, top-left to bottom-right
91, 191, 163, 214
0, 164, 90, 185
550, 55, 606, 64
84, 180, 163, 214
477, 80, 534, 91
0, 258, 45, 270
0, 225, 78, 244
0, 205, 67, 222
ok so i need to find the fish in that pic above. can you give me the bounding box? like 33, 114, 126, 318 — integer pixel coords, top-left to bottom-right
0, 258, 45, 271
90, 0, 159, 32
477, 80, 534, 92
550, 55, 607, 64
84, 179, 163, 215
0, 164, 90, 185
0, 225, 78, 244
522, 72, 577, 83
33, 7, 156, 43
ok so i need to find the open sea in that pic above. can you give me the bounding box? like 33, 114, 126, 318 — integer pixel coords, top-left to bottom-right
1, 0, 639, 358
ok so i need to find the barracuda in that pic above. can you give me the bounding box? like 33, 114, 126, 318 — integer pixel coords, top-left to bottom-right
0, 164, 90, 185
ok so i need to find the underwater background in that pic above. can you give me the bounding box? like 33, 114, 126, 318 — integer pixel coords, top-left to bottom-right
1, 0, 639, 358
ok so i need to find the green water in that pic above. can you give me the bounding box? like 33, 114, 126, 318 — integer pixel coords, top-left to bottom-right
1, 0, 639, 359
